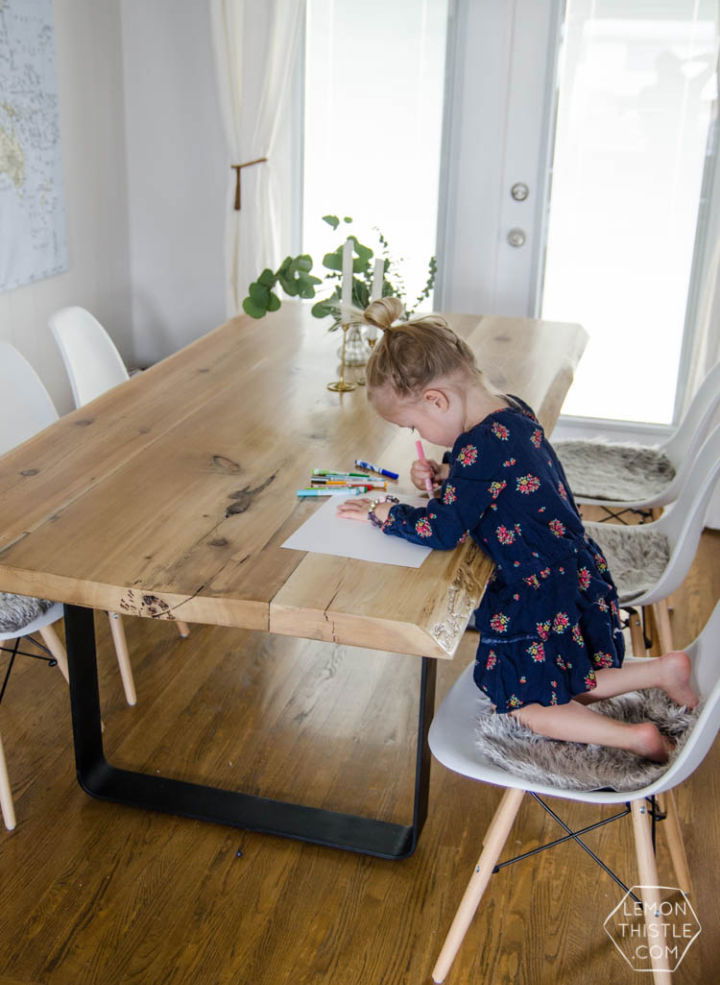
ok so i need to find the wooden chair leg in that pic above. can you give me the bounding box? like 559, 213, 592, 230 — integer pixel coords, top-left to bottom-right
631, 800, 672, 985
0, 730, 16, 831
38, 624, 69, 683
652, 599, 674, 654
432, 786, 525, 984
659, 790, 694, 898
628, 609, 647, 657
107, 612, 137, 706
176, 621, 190, 638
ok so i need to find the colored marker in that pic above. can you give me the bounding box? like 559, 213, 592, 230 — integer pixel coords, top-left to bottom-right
354, 459, 399, 480
312, 469, 368, 478
296, 487, 368, 497
309, 482, 382, 490
415, 440, 434, 495
318, 479, 386, 489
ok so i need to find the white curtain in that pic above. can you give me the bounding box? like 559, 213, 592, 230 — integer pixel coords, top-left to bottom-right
211, 0, 305, 316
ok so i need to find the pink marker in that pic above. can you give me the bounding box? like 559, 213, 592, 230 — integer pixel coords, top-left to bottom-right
415, 439, 434, 495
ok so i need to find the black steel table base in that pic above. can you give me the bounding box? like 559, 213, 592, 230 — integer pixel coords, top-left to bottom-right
64, 604, 436, 859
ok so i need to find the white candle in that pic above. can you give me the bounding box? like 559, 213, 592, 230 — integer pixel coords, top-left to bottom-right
341, 238, 353, 322
367, 257, 384, 341
371, 257, 384, 301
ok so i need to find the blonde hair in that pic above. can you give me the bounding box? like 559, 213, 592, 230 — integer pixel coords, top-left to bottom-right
363, 297, 481, 398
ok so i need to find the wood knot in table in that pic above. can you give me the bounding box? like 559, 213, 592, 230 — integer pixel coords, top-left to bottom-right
212, 454, 242, 474
225, 473, 276, 516
119, 588, 175, 620
431, 542, 487, 653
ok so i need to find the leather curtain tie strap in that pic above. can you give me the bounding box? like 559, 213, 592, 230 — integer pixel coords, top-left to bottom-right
231, 158, 268, 210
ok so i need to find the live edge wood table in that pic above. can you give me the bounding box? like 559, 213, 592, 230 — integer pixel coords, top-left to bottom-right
0, 304, 585, 859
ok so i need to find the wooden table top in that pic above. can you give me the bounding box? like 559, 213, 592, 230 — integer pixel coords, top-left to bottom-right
0, 304, 585, 660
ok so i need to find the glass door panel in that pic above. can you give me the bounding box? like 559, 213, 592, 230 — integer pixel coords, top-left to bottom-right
540, 0, 719, 423
303, 0, 448, 307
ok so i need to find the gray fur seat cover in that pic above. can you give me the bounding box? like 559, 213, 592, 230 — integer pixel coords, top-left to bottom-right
475, 688, 698, 791
555, 440, 675, 501
589, 522, 670, 603
0, 592, 55, 634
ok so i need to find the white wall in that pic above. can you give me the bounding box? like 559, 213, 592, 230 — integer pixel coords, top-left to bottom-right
120, 0, 227, 367
0, 0, 133, 415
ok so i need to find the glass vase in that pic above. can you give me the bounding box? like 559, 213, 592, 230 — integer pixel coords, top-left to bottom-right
338, 323, 372, 366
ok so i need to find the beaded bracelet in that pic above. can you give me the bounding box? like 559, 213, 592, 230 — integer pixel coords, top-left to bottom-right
367, 494, 400, 528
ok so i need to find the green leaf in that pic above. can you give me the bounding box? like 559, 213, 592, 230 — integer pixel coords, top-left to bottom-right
242, 297, 266, 319
353, 279, 370, 309
278, 273, 299, 297
295, 254, 313, 272
343, 216, 353, 223
311, 300, 336, 318
322, 214, 340, 229
354, 242, 373, 263
257, 268, 276, 288
249, 283, 270, 306
322, 250, 343, 271
299, 284, 316, 299
266, 291, 281, 312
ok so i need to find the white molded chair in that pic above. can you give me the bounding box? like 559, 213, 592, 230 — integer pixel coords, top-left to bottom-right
0, 342, 137, 707
555, 361, 720, 510
0, 602, 67, 830
48, 305, 129, 407
585, 421, 720, 653
48, 309, 189, 640
428, 602, 720, 985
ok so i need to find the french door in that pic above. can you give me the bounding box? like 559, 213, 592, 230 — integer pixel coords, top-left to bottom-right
438, 0, 719, 426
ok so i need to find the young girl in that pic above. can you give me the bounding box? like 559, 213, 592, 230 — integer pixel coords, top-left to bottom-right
338, 298, 698, 763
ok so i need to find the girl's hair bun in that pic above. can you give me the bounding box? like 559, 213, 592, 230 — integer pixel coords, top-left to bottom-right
363, 297, 404, 331
363, 299, 483, 397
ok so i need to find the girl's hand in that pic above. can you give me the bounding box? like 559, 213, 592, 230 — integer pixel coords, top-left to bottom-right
410, 458, 449, 491
336, 497, 391, 523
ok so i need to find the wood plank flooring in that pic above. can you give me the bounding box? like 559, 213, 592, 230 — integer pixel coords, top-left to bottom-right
1, 528, 719, 985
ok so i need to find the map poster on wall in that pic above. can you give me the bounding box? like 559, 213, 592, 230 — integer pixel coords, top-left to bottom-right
0, 0, 68, 292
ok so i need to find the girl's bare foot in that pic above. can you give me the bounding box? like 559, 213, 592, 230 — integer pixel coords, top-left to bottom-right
631, 722, 674, 763
658, 651, 699, 709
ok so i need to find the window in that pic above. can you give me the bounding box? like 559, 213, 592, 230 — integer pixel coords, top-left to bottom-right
541, 0, 719, 424
303, 0, 449, 308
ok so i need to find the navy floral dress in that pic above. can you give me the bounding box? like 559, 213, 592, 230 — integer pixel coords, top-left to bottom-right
380, 397, 625, 713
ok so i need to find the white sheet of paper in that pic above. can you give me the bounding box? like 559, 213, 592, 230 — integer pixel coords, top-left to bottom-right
282, 494, 432, 567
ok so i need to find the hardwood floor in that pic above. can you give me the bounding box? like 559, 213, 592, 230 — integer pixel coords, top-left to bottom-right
1, 530, 719, 985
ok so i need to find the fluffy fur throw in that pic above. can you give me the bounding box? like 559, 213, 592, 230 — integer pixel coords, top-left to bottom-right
0, 592, 55, 633
589, 523, 670, 603
555, 440, 675, 502
475, 688, 698, 791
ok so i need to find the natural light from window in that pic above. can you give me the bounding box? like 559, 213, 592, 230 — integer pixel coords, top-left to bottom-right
303, 0, 448, 313
541, 1, 719, 424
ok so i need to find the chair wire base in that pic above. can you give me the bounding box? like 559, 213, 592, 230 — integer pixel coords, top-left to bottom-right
622, 605, 654, 651
492, 793, 665, 904
594, 506, 654, 525
0, 636, 58, 704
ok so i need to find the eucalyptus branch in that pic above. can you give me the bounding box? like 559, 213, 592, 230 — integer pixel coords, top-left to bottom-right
241, 216, 436, 324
